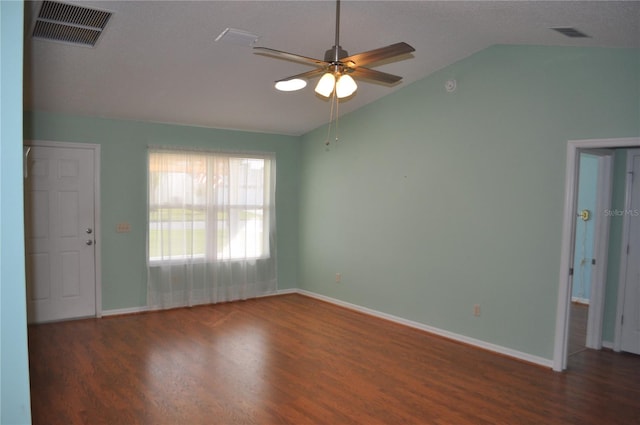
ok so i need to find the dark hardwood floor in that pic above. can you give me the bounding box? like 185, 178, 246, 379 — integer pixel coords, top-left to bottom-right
28, 294, 640, 424
568, 302, 588, 356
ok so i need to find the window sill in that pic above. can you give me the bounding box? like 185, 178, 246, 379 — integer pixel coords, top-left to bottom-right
148, 256, 271, 267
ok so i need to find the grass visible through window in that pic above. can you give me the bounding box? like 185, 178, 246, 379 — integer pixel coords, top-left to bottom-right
149, 208, 261, 260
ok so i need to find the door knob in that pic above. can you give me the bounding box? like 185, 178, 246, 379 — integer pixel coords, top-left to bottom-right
86, 240, 93, 246
86, 228, 93, 234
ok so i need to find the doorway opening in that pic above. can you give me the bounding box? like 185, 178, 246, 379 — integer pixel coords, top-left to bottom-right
554, 137, 640, 372
568, 152, 609, 357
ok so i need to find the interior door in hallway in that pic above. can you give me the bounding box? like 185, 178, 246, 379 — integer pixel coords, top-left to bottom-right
620, 150, 640, 354
24, 144, 97, 323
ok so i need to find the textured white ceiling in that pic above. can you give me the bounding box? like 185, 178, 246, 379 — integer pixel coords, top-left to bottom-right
24, 1, 640, 136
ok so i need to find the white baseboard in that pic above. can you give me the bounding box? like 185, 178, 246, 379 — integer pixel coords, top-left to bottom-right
297, 289, 553, 369
102, 305, 155, 317
571, 297, 590, 305
602, 340, 614, 349
267, 288, 298, 296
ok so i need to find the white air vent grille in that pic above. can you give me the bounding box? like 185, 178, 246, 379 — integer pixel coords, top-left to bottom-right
32, 1, 112, 47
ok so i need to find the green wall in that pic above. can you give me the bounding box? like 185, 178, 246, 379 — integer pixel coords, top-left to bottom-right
1, 1, 32, 423
299, 45, 640, 360
24, 113, 300, 311
22, 44, 640, 363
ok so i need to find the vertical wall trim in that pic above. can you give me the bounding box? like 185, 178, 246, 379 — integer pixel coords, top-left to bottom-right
0, 0, 32, 422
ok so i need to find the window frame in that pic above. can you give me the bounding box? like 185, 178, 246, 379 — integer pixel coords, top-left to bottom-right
147, 148, 274, 265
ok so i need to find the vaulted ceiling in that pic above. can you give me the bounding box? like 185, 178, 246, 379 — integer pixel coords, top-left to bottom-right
24, 1, 640, 136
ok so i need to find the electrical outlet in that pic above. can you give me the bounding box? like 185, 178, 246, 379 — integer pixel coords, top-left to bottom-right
473, 304, 481, 317
335, 273, 342, 283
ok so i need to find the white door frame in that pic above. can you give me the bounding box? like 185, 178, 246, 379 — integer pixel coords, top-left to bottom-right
613, 148, 640, 352
554, 137, 640, 372
24, 139, 102, 319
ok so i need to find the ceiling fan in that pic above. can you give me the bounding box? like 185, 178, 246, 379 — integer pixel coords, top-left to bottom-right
254, 0, 415, 99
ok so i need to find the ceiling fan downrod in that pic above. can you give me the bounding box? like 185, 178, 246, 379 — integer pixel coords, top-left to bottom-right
324, 0, 349, 64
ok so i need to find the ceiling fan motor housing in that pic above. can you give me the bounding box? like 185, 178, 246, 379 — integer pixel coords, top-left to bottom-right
324, 45, 349, 62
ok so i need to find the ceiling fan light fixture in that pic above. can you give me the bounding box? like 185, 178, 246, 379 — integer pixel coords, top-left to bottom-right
336, 74, 357, 98
254, 0, 414, 103
275, 78, 307, 92
315, 72, 336, 97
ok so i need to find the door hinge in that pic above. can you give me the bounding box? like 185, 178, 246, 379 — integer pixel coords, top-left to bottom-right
628, 244, 631, 255
569, 268, 574, 276
23, 146, 31, 179
621, 315, 624, 326
591, 258, 596, 265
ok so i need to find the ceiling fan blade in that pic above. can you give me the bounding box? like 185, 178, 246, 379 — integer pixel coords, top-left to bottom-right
254, 46, 327, 68
350, 67, 403, 84
276, 68, 325, 83
342, 42, 415, 67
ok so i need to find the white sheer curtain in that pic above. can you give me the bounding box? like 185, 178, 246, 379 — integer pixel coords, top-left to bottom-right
147, 147, 277, 309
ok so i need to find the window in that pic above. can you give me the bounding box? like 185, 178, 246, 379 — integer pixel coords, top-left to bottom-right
148, 149, 274, 263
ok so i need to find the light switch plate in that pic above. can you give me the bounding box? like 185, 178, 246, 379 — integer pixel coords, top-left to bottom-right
116, 222, 131, 233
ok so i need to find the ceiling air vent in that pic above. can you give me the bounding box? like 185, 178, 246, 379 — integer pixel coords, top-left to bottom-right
32, 1, 112, 47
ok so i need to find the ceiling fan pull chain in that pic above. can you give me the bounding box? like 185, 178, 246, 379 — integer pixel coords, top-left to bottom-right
325, 91, 337, 147
335, 95, 340, 144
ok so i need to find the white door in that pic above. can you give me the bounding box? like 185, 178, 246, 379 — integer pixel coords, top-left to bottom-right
24, 144, 97, 323
620, 151, 640, 354
585, 151, 613, 350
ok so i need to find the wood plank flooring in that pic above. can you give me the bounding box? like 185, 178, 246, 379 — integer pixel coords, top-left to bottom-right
28, 294, 640, 424
568, 302, 588, 356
